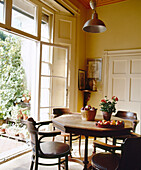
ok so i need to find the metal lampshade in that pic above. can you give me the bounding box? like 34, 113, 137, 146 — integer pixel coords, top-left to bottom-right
83, 0, 106, 33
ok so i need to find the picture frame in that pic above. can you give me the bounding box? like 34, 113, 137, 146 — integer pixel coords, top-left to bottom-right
78, 69, 86, 90
87, 58, 102, 81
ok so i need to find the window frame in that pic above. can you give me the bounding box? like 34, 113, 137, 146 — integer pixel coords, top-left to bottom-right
0, 0, 73, 120
0, 0, 54, 41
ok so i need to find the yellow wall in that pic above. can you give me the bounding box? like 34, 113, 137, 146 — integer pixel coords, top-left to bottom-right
82, 0, 141, 113
70, 0, 87, 111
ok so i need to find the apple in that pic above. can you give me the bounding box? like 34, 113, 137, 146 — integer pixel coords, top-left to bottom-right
102, 120, 106, 123
104, 121, 110, 125
110, 120, 116, 125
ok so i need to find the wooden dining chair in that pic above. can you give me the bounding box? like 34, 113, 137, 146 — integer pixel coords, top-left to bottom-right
52, 108, 81, 156
109, 111, 139, 145
92, 136, 141, 170
27, 117, 70, 170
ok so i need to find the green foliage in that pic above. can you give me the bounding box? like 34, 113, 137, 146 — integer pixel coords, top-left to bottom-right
0, 31, 7, 41
0, 35, 26, 118
100, 96, 118, 113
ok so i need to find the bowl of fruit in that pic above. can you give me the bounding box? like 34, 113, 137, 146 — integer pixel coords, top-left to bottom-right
96, 120, 124, 128
81, 105, 97, 121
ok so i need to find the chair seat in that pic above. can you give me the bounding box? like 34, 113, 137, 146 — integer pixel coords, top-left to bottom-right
91, 152, 120, 170
39, 141, 70, 158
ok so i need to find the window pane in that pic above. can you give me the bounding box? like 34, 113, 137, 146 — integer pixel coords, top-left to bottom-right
40, 88, 50, 107
41, 62, 51, 76
42, 44, 52, 63
41, 77, 50, 89
12, 0, 37, 36
52, 47, 67, 77
52, 77, 66, 107
40, 108, 50, 121
41, 13, 49, 42
0, 0, 4, 23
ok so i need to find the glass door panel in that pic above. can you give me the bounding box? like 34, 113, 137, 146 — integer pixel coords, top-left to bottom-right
39, 42, 69, 120
52, 77, 66, 107
42, 44, 51, 63
52, 48, 67, 77
41, 63, 51, 75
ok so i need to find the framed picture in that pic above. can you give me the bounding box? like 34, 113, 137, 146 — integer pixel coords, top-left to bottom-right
87, 58, 102, 81
78, 69, 86, 90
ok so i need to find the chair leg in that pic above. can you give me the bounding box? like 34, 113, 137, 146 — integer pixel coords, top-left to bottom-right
79, 135, 81, 156
35, 156, 38, 170
64, 136, 67, 144
58, 157, 61, 170
30, 155, 35, 170
105, 137, 108, 144
93, 137, 97, 154
53, 127, 55, 141
65, 155, 68, 170
69, 133, 73, 158
113, 138, 116, 145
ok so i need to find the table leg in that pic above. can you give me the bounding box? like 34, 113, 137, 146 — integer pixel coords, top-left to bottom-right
83, 136, 89, 170
69, 133, 73, 157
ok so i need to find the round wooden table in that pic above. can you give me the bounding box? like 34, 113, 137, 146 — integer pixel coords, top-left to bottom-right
52, 113, 133, 170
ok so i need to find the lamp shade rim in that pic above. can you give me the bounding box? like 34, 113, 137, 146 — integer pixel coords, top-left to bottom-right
83, 18, 106, 33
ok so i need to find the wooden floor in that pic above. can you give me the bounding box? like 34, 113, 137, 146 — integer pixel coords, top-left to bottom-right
0, 136, 97, 169
0, 151, 84, 170
0, 137, 98, 170
0, 136, 30, 162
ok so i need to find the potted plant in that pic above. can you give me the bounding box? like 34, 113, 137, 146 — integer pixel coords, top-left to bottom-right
21, 109, 30, 120
81, 105, 97, 121
100, 96, 118, 120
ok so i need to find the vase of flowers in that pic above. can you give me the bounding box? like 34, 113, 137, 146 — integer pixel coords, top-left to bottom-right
100, 96, 118, 121
81, 105, 97, 121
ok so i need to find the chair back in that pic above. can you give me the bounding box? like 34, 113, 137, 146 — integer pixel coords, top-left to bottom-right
27, 117, 38, 146
53, 108, 71, 118
115, 111, 138, 132
117, 137, 141, 170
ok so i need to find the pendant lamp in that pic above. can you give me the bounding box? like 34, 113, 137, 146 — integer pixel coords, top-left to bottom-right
83, 0, 106, 33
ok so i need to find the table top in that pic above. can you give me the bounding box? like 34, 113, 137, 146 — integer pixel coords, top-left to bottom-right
52, 113, 133, 137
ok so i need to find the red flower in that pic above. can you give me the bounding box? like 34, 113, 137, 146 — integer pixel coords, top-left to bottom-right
115, 97, 118, 101
101, 99, 107, 103
112, 96, 115, 100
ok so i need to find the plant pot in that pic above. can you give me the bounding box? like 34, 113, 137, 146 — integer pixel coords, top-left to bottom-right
81, 109, 97, 121
23, 114, 28, 120
102, 111, 112, 121
0, 128, 5, 133
0, 119, 4, 126
17, 111, 23, 119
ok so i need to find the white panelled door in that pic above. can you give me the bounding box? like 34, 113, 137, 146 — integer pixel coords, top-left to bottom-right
105, 49, 141, 134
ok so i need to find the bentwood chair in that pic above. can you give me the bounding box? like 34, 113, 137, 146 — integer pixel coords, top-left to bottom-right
52, 108, 81, 156
109, 111, 139, 145
92, 136, 141, 170
27, 117, 70, 170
